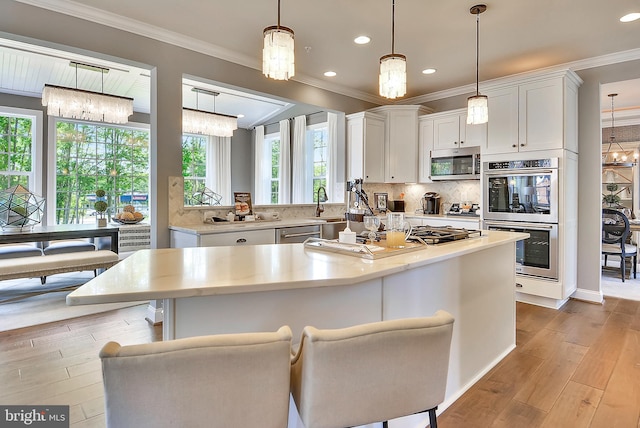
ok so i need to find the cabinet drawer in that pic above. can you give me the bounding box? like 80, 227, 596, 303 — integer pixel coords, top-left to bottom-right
200, 229, 275, 247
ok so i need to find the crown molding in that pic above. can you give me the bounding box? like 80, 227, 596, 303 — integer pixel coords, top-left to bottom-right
15, 0, 640, 106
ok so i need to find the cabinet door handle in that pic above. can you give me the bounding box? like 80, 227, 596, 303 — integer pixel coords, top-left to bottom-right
512, 144, 517, 148
520, 143, 525, 147
236, 238, 247, 243
515, 283, 523, 288
460, 141, 464, 145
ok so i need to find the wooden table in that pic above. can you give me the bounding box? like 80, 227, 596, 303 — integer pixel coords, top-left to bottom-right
0, 224, 120, 253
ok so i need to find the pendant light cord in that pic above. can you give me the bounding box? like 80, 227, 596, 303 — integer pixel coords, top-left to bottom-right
475, 10, 480, 97
391, 0, 396, 54
277, 0, 281, 29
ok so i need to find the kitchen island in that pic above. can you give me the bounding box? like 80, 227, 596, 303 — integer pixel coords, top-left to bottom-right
67, 230, 526, 428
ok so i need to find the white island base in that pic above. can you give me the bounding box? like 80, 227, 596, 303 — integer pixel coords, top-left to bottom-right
67, 232, 524, 428
162, 243, 516, 428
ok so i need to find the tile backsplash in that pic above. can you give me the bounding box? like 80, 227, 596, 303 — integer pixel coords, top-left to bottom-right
168, 176, 480, 225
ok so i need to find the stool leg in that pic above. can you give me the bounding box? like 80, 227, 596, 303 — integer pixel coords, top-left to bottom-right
40, 276, 46, 285
382, 421, 389, 428
428, 407, 438, 428
621, 256, 626, 282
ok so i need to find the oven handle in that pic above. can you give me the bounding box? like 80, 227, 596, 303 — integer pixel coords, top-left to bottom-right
484, 169, 555, 176
484, 221, 555, 230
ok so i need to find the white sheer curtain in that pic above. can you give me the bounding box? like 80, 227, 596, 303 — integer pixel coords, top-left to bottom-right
279, 119, 291, 204
205, 136, 232, 206
253, 125, 270, 205
327, 112, 339, 203
292, 115, 308, 203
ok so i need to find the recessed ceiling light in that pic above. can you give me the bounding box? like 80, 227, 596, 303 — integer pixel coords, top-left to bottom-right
324, 71, 337, 77
354, 36, 371, 45
237, 114, 245, 118
422, 68, 437, 75
620, 12, 640, 22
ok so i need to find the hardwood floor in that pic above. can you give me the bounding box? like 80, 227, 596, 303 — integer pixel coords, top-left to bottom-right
440, 297, 640, 428
0, 298, 638, 427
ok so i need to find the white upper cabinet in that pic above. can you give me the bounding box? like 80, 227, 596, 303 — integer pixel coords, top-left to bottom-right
348, 105, 430, 183
432, 109, 486, 152
346, 111, 385, 182
482, 70, 581, 155
418, 116, 434, 183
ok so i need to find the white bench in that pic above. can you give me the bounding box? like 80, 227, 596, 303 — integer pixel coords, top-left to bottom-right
0, 250, 119, 283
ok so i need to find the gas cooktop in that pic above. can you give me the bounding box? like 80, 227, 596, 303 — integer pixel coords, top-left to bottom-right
407, 226, 482, 245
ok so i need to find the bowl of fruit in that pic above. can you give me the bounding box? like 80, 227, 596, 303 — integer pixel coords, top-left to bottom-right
113, 205, 145, 224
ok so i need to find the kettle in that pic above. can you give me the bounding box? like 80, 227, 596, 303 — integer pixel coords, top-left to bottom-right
422, 192, 441, 214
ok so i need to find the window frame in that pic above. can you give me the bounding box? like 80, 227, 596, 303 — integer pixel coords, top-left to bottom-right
0, 106, 43, 195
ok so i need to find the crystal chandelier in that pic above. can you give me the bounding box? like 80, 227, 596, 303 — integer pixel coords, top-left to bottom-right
379, 0, 406, 99
42, 62, 133, 124
263, 0, 295, 80
602, 93, 638, 166
467, 4, 488, 125
183, 89, 238, 138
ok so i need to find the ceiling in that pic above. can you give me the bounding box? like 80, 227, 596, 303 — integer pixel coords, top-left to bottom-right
5, 0, 640, 126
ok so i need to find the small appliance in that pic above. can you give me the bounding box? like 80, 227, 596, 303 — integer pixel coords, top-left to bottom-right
422, 192, 441, 214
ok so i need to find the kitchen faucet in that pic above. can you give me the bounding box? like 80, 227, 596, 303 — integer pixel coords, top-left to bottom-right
315, 186, 328, 217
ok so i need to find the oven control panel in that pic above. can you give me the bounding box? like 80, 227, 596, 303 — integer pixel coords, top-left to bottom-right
486, 158, 557, 170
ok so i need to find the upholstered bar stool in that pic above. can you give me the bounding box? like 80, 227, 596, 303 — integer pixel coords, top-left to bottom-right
100, 326, 293, 428
290, 311, 455, 428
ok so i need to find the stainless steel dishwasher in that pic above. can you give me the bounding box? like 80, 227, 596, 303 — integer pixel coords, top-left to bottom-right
275, 225, 321, 243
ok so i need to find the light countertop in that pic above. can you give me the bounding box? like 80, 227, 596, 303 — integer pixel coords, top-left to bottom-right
67, 230, 526, 305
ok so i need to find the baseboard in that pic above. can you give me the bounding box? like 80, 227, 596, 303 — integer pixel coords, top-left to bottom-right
571, 288, 604, 304
516, 292, 569, 309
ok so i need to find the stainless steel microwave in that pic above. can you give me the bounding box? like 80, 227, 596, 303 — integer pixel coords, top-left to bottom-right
429, 147, 480, 180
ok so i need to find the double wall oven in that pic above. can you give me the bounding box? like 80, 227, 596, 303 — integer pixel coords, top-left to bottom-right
483, 158, 559, 281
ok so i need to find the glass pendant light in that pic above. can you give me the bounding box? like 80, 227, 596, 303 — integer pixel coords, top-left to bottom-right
263, 0, 295, 80
379, 0, 406, 99
467, 4, 488, 125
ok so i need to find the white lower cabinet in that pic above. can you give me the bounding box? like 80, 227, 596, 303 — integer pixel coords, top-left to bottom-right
171, 228, 275, 248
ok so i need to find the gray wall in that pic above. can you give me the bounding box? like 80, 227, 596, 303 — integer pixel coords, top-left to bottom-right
575, 59, 640, 296
231, 129, 253, 194
0, 1, 376, 248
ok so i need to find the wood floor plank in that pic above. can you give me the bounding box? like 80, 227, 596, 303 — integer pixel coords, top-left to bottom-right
571, 312, 632, 390
539, 381, 602, 428
514, 341, 588, 412
490, 400, 547, 428
589, 329, 640, 427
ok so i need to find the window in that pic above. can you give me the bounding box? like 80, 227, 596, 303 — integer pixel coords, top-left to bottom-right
265, 133, 281, 204
52, 120, 150, 225
0, 108, 40, 191
308, 123, 328, 203
182, 134, 207, 204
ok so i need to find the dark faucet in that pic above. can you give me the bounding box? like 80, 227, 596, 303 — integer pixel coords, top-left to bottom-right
315, 186, 328, 217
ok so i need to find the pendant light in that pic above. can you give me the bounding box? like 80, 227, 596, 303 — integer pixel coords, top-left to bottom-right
183, 88, 238, 138
263, 0, 295, 80
379, 0, 406, 99
42, 62, 133, 124
467, 4, 488, 125
602, 93, 638, 166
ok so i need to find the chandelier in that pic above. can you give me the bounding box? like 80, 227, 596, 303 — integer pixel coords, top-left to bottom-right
467, 4, 488, 125
263, 0, 295, 80
602, 93, 638, 166
379, 0, 406, 99
42, 62, 133, 124
183, 88, 238, 138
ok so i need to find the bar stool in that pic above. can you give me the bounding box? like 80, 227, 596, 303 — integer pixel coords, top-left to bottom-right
290, 311, 454, 428
100, 326, 293, 428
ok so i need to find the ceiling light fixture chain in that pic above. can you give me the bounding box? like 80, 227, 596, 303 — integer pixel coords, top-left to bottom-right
466, 4, 488, 125
379, 0, 406, 99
